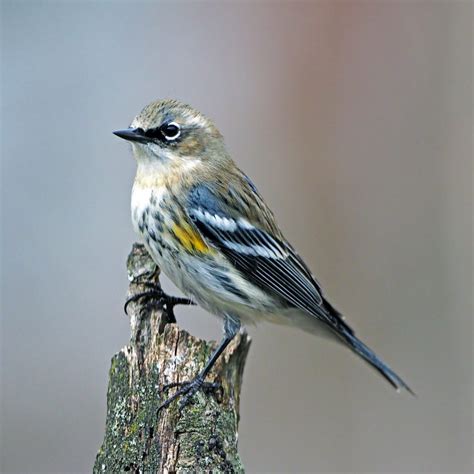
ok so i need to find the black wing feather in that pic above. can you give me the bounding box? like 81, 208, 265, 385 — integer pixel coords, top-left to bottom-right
186, 185, 417, 393
187, 184, 353, 334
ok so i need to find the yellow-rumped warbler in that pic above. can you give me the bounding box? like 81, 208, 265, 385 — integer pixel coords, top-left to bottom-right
114, 99, 413, 410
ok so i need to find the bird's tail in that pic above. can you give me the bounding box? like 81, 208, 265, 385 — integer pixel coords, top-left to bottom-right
339, 329, 415, 396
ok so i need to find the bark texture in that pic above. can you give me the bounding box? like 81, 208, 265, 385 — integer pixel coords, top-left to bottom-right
94, 243, 251, 473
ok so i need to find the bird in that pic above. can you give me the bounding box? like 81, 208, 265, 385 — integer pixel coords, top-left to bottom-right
113, 98, 414, 410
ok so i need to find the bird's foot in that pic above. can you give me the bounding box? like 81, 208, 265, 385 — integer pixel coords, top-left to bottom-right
158, 376, 220, 413
124, 283, 194, 322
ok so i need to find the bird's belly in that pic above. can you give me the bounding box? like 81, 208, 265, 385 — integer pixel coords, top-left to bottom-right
141, 228, 330, 332
142, 229, 275, 318
132, 188, 276, 320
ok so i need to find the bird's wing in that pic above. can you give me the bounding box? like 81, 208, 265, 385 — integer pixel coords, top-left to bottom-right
186, 182, 353, 334
186, 182, 416, 394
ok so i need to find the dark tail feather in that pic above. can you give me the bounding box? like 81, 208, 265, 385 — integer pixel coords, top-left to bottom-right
340, 329, 415, 396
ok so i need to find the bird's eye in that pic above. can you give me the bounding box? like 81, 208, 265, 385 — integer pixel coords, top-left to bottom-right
160, 122, 181, 141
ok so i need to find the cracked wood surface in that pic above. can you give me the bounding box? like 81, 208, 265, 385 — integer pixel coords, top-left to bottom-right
94, 243, 250, 473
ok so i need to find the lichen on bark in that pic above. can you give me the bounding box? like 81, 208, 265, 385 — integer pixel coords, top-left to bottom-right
94, 244, 250, 473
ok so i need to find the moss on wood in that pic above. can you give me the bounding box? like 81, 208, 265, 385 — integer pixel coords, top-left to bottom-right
94, 244, 250, 473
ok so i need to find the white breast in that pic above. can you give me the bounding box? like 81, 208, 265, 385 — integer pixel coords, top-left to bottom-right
131, 184, 166, 234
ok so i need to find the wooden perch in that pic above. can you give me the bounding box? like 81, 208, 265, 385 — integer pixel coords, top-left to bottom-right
94, 243, 251, 473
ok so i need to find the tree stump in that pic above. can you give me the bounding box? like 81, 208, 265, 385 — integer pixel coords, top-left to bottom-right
94, 244, 251, 473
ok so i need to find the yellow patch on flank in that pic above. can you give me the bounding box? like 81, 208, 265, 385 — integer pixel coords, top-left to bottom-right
172, 223, 211, 254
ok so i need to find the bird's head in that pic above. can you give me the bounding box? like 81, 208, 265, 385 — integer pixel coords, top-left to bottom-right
113, 99, 228, 171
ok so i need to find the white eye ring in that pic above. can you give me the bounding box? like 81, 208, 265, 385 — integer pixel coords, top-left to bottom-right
161, 121, 181, 141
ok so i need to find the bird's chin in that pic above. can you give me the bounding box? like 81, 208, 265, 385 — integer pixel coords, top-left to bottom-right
130, 141, 154, 161
131, 142, 175, 167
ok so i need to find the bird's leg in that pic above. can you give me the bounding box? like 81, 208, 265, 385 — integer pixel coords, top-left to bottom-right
158, 315, 241, 412
124, 281, 194, 322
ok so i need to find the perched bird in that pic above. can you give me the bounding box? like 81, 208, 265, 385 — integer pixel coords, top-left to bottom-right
114, 99, 413, 410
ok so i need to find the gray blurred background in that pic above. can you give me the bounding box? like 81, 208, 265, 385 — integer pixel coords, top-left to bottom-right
1, 1, 472, 473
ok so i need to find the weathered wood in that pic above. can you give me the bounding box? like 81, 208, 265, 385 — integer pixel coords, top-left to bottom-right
94, 244, 250, 473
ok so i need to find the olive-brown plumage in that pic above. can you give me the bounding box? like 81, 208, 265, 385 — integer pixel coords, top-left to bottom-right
114, 99, 414, 410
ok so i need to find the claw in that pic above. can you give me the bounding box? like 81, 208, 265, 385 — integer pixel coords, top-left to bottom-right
124, 285, 194, 320
157, 316, 240, 414
124, 289, 161, 315
158, 378, 220, 413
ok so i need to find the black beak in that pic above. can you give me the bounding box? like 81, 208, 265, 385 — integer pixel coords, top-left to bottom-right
113, 128, 149, 143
